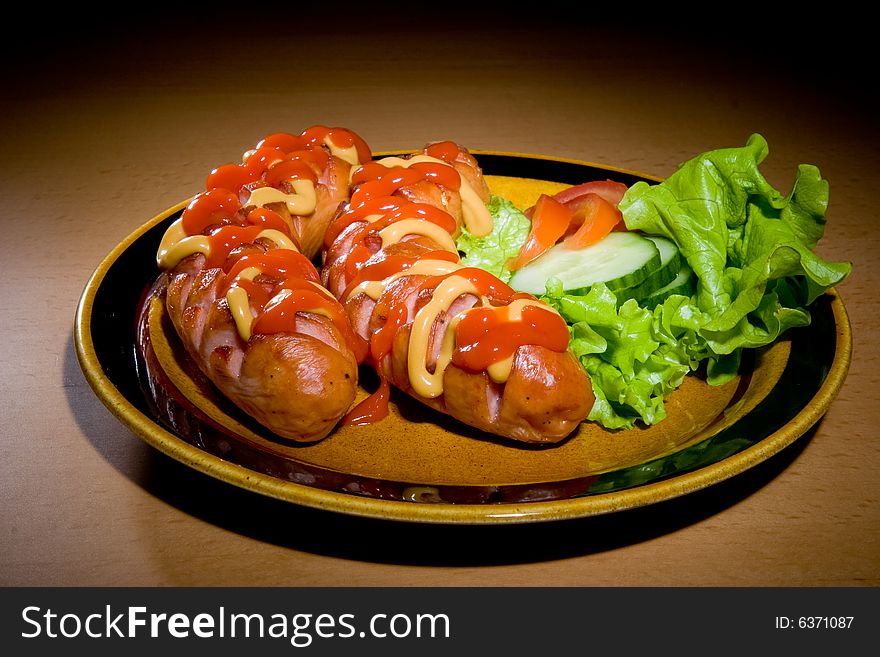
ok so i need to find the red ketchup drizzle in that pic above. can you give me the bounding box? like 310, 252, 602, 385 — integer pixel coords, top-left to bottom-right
341, 202, 459, 282
340, 377, 391, 427
181, 190, 293, 244
221, 249, 367, 362
424, 140, 462, 163
221, 249, 319, 312
324, 196, 407, 248
298, 126, 372, 165
182, 188, 242, 235
328, 156, 456, 425
334, 145, 569, 427
452, 303, 570, 373
202, 225, 271, 270
328, 157, 464, 284
245, 207, 294, 234
364, 251, 461, 364
339, 249, 460, 306
173, 126, 372, 362
350, 161, 461, 203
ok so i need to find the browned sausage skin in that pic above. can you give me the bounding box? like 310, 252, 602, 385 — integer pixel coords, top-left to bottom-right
322, 141, 594, 443
154, 126, 371, 442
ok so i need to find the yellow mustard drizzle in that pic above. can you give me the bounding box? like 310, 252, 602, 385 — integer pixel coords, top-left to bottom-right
156, 221, 299, 271
225, 287, 253, 341
225, 274, 335, 344
244, 179, 317, 216
377, 219, 458, 252
345, 258, 462, 303
322, 135, 362, 166
342, 152, 530, 394
156, 219, 212, 270
409, 296, 558, 394
407, 274, 480, 399
386, 266, 560, 393
158, 214, 309, 343
251, 229, 298, 252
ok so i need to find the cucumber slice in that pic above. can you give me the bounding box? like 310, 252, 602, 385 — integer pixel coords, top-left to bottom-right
639, 264, 695, 307
614, 235, 682, 304
508, 232, 661, 295
644, 236, 681, 281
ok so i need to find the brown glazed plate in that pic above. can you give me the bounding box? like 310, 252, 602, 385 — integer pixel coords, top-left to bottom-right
74, 152, 853, 524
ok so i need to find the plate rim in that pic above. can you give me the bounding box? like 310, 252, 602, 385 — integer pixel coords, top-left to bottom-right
73, 153, 853, 525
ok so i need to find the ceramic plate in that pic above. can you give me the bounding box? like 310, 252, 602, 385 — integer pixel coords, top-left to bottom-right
74, 152, 852, 524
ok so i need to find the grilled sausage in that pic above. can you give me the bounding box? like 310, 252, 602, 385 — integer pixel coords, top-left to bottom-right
322, 141, 594, 443
154, 126, 371, 441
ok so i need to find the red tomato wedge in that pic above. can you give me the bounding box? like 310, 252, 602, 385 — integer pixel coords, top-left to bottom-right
553, 179, 629, 208
563, 193, 623, 249
507, 194, 573, 271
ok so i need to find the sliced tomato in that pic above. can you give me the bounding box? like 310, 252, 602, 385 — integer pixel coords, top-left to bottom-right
553, 179, 628, 208
563, 193, 623, 249
507, 194, 573, 271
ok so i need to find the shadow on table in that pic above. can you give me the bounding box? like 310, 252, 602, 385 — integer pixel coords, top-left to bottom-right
67, 334, 815, 567
147, 433, 813, 567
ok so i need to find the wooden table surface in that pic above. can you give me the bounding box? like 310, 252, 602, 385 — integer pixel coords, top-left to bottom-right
2, 11, 877, 587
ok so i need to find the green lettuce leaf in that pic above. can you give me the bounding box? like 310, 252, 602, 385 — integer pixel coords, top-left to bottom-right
619, 133, 852, 348
457, 195, 530, 283
542, 280, 709, 429
581, 133, 851, 427
457, 135, 852, 430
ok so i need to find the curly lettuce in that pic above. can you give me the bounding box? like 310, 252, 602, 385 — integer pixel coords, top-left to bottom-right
457, 195, 530, 283
618, 133, 851, 357
459, 135, 852, 430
